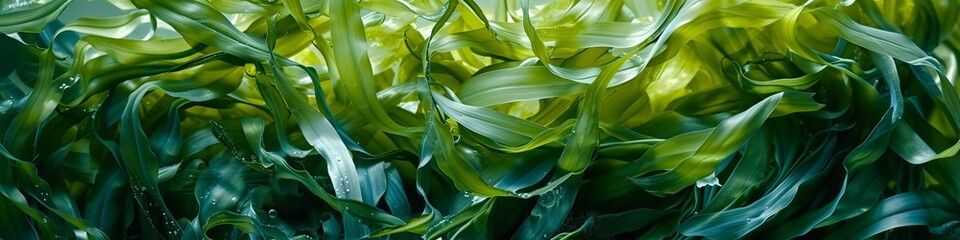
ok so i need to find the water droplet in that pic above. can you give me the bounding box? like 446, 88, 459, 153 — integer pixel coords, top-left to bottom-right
231, 197, 237, 201
345, 188, 351, 192
268, 209, 278, 218
59, 74, 80, 90
537, 190, 560, 208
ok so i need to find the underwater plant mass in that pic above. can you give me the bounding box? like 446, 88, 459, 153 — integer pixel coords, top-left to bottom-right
3, 0, 960, 239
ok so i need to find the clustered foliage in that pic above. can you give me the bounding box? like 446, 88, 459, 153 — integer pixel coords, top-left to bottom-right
2, 0, 960, 239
